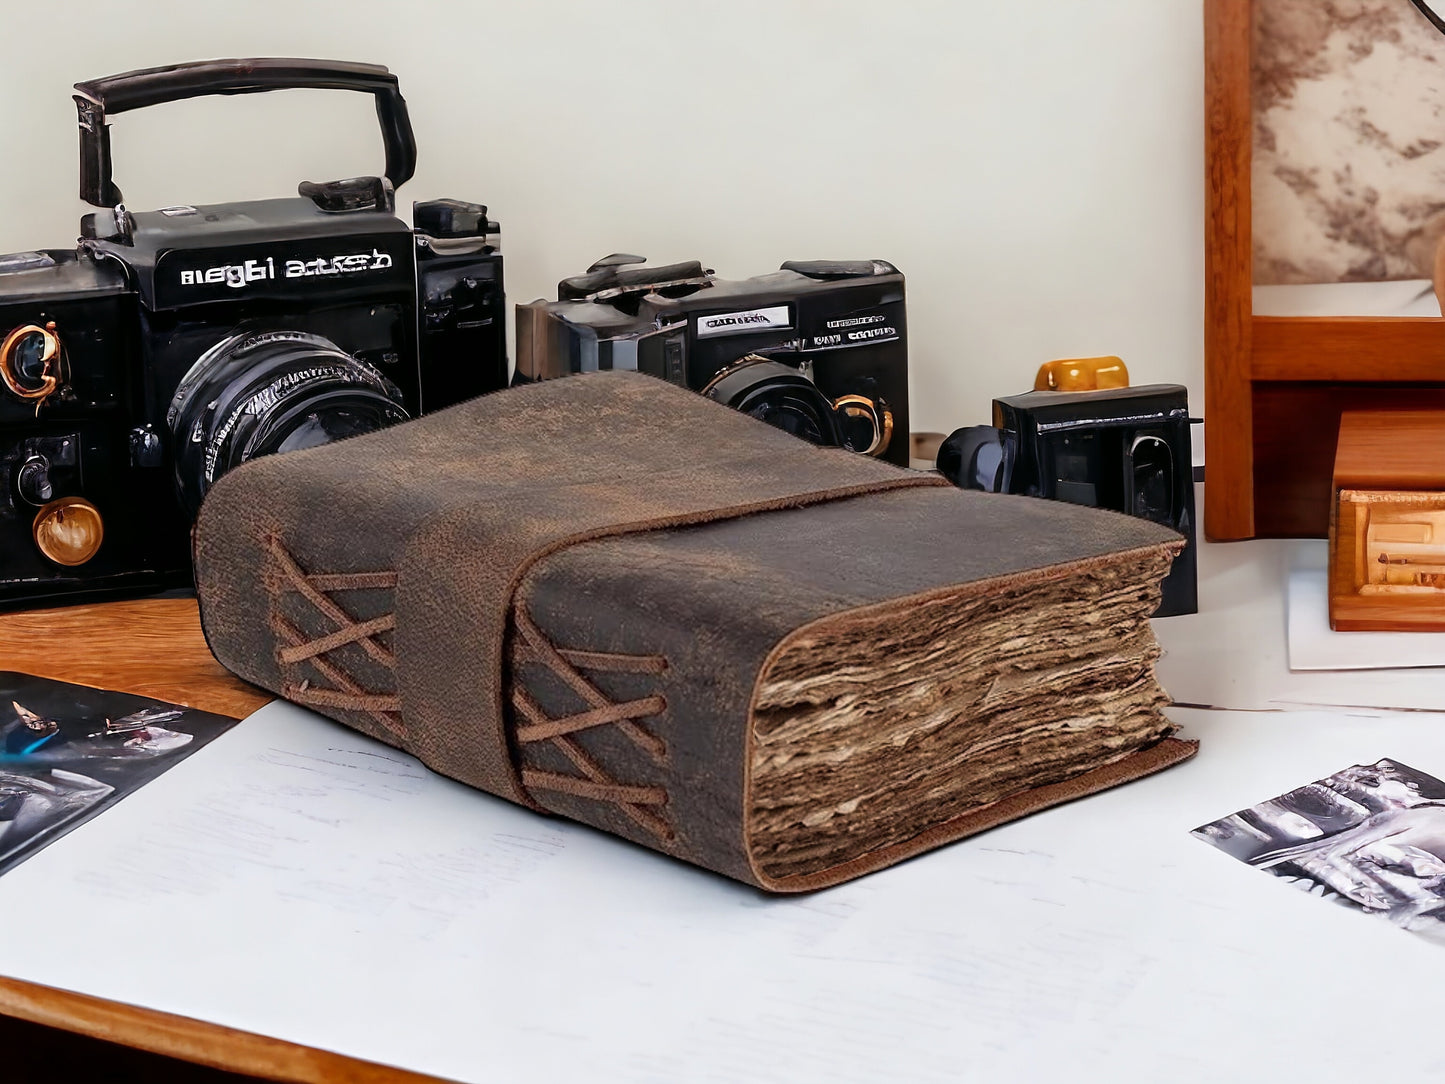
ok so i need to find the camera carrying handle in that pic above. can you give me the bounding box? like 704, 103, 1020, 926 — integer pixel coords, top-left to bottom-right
73, 58, 418, 208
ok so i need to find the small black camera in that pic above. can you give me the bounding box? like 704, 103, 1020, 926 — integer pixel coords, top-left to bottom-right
515, 255, 909, 465
0, 59, 506, 609
937, 368, 1197, 617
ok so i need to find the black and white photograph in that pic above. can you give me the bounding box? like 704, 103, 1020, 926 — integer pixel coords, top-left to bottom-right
1194, 758, 1445, 942
0, 671, 238, 877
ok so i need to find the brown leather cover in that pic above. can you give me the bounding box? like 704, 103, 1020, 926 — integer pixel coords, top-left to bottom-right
194, 371, 1195, 891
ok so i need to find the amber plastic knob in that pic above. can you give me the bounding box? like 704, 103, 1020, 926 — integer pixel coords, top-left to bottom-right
1033, 356, 1130, 392
32, 497, 103, 567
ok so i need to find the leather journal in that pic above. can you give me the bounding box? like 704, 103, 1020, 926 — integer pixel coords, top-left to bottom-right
194, 372, 1196, 892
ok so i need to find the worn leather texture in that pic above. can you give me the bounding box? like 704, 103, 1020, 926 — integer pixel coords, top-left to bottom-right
515, 488, 1194, 890
194, 370, 1194, 891
194, 372, 940, 807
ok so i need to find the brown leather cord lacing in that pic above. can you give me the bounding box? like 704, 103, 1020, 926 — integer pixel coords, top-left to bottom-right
509, 604, 673, 841
267, 536, 407, 741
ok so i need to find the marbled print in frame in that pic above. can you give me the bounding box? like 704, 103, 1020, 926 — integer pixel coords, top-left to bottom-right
1254, 0, 1445, 284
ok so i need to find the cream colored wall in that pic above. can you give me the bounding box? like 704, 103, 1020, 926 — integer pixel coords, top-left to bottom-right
0, 0, 1204, 437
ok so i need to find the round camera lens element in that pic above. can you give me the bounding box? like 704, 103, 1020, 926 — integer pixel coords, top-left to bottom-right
701, 356, 841, 449
33, 497, 104, 567
749, 397, 827, 443
167, 330, 411, 517
272, 406, 395, 454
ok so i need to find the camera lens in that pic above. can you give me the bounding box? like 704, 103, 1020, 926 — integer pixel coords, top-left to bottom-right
701, 357, 841, 448
167, 330, 410, 516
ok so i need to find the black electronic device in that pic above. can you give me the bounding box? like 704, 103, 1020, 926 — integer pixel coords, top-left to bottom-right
0, 58, 506, 609
937, 381, 1198, 617
514, 255, 908, 465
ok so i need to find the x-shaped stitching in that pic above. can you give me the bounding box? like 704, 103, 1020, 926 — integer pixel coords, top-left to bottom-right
268, 537, 406, 741
510, 605, 672, 840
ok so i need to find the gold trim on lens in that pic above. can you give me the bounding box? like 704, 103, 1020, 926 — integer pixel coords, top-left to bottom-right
32, 496, 104, 567
1, 321, 62, 403
833, 394, 894, 457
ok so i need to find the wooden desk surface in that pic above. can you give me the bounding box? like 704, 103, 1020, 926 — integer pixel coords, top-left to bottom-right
0, 598, 270, 718
0, 598, 441, 1084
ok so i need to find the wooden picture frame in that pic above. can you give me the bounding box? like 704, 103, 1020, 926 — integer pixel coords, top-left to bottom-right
1204, 0, 1445, 541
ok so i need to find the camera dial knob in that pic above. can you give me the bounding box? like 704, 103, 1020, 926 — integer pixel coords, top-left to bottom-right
15, 456, 53, 505
32, 496, 103, 567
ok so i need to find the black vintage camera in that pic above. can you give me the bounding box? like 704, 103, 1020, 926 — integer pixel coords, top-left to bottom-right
0, 59, 506, 609
936, 361, 1198, 617
515, 255, 908, 465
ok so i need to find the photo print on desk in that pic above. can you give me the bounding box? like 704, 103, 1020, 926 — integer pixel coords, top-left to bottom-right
0, 672, 237, 877
1195, 759, 1445, 943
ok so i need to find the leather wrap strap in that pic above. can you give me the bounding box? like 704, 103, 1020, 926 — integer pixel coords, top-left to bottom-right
194, 372, 943, 805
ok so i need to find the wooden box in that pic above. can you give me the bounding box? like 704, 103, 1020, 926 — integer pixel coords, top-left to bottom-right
1330, 411, 1445, 631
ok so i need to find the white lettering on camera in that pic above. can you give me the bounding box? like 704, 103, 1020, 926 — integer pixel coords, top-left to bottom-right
809, 325, 898, 349
695, 305, 792, 338
179, 257, 275, 288
286, 248, 394, 279
825, 313, 886, 329
178, 248, 394, 290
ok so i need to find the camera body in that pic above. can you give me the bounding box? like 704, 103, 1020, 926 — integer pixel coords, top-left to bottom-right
937, 378, 1197, 617
0, 59, 506, 610
515, 255, 909, 466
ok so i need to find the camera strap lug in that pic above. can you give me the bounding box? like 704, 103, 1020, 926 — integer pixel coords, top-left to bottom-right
79, 205, 133, 244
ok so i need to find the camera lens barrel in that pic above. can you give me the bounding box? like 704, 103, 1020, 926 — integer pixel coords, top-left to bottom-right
702, 357, 843, 449
167, 330, 410, 516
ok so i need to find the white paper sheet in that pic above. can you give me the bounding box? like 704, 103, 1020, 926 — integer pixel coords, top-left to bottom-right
5, 701, 1445, 1083
1288, 566, 1445, 670
1154, 537, 1445, 710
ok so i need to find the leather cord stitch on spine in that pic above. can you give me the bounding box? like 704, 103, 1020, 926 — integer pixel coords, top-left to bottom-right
266, 535, 408, 741
508, 598, 673, 841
